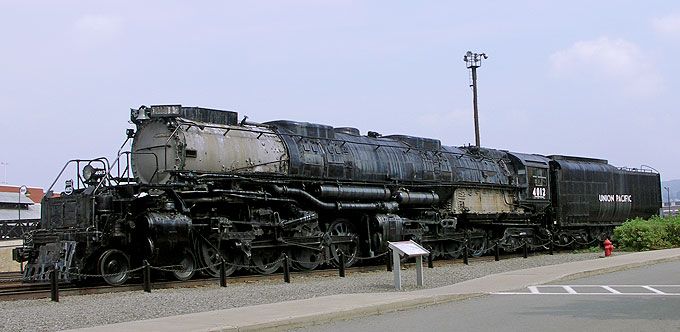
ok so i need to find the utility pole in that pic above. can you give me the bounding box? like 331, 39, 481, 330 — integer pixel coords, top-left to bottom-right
463, 51, 488, 148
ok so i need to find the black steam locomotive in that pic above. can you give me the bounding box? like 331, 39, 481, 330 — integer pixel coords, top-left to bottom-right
14, 105, 661, 285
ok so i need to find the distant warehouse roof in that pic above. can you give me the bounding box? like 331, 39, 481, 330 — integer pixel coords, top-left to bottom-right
0, 204, 41, 221
0, 192, 35, 205
0, 185, 44, 203
0, 192, 41, 221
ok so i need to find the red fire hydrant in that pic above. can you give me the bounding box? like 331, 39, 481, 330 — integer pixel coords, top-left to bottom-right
604, 239, 614, 257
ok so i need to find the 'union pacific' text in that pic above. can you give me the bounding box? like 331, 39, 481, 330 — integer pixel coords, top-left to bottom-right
598, 194, 632, 203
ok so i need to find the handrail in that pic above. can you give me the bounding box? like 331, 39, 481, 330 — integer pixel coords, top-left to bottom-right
95, 151, 158, 191
637, 164, 661, 174
46, 158, 109, 194
161, 118, 483, 165
46, 137, 161, 196
118, 151, 159, 184
620, 166, 658, 174
94, 136, 133, 192
155, 119, 502, 187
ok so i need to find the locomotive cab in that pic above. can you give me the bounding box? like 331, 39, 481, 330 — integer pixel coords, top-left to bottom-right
507, 152, 551, 210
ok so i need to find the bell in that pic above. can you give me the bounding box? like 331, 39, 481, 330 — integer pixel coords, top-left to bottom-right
133, 106, 150, 121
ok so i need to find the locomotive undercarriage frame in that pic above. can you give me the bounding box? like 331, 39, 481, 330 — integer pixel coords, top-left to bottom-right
553, 225, 614, 247
17, 197, 549, 287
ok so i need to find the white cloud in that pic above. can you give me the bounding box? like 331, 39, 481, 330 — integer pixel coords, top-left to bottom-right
652, 13, 680, 36
549, 37, 663, 97
74, 15, 122, 39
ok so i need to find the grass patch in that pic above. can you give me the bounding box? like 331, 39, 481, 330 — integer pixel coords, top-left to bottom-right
613, 215, 680, 251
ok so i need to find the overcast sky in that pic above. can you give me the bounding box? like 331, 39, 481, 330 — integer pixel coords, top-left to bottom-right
1, 1, 678, 189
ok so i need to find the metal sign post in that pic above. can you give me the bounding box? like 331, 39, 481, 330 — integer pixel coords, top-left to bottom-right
387, 240, 430, 290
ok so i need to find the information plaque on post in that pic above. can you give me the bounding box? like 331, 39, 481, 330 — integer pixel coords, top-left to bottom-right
387, 240, 430, 290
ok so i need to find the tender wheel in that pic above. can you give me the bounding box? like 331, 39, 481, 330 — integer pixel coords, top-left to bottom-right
196, 238, 238, 278
327, 219, 359, 268
98, 249, 130, 286
250, 249, 283, 275
172, 249, 196, 281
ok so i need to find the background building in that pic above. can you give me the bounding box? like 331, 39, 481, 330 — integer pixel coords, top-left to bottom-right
0, 185, 42, 239
662, 201, 680, 217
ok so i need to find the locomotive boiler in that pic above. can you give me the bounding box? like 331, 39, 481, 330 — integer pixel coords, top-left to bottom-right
14, 105, 662, 285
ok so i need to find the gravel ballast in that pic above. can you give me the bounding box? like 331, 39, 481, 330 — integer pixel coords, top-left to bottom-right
0, 252, 607, 331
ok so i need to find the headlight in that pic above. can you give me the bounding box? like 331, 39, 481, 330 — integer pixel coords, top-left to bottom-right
83, 165, 106, 184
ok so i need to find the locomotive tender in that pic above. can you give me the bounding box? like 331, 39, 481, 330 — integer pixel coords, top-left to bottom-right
14, 105, 661, 285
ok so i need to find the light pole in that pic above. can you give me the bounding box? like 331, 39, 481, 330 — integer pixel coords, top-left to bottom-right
18, 185, 28, 273
18, 185, 27, 227
665, 187, 671, 216
463, 51, 488, 148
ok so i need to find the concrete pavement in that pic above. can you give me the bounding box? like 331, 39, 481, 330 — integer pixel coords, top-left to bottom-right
68, 248, 680, 332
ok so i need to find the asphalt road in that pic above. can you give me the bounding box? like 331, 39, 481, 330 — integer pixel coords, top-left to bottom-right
293, 260, 680, 332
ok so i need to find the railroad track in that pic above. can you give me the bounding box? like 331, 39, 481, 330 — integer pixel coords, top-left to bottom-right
0, 251, 549, 301
0, 271, 22, 282
0, 262, 393, 301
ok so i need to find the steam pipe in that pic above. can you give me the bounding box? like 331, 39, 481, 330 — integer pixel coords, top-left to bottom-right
394, 191, 439, 205
269, 185, 398, 212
